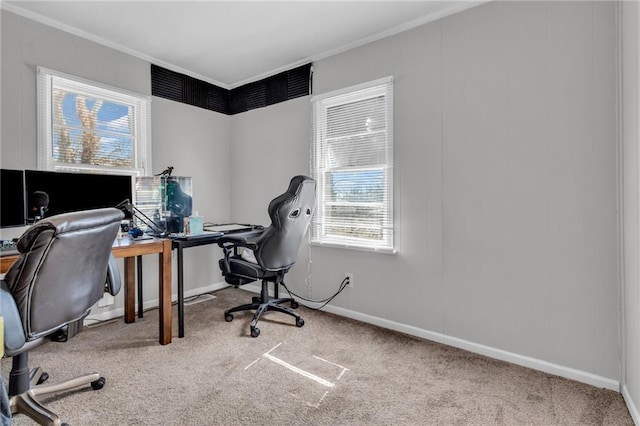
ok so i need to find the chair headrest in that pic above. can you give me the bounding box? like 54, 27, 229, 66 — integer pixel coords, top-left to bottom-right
17, 208, 124, 253
256, 175, 316, 271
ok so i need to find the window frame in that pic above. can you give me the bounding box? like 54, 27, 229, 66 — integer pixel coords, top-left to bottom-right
311, 76, 394, 253
36, 66, 152, 177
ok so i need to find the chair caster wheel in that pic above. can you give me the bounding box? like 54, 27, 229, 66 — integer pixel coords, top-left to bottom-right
296, 318, 305, 327
291, 301, 299, 309
36, 372, 49, 385
91, 377, 106, 390
225, 314, 233, 322
251, 327, 260, 338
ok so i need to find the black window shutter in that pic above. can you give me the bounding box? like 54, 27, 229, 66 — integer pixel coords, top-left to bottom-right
151, 63, 312, 115
287, 64, 312, 100
151, 65, 184, 103
207, 85, 231, 115
266, 71, 288, 105
183, 78, 208, 109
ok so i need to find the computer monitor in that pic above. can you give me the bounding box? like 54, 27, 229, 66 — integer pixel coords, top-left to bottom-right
24, 169, 133, 222
1, 169, 26, 228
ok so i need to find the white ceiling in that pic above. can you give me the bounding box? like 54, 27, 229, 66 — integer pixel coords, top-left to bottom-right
3, 1, 484, 89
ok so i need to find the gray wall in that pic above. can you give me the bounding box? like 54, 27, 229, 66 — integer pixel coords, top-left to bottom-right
229, 1, 620, 385
0, 0, 628, 395
1, 10, 149, 167
229, 96, 311, 225
436, 1, 617, 378
228, 96, 312, 296
622, 0, 640, 420
144, 98, 231, 304
0, 10, 233, 310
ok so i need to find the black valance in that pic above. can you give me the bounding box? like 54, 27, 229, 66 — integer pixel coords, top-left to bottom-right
151, 63, 312, 115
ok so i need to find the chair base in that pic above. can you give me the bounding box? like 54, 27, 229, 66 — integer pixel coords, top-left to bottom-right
10, 361, 106, 426
225, 279, 304, 337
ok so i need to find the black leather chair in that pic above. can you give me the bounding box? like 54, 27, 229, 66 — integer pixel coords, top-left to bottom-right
1, 207, 124, 425
218, 175, 316, 337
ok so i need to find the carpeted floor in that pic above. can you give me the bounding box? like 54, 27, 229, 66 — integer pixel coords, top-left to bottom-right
2, 287, 634, 425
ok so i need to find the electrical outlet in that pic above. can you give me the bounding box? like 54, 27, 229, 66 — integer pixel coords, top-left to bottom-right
346, 273, 354, 288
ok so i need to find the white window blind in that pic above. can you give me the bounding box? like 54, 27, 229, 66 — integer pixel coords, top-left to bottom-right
37, 67, 151, 176
311, 76, 394, 252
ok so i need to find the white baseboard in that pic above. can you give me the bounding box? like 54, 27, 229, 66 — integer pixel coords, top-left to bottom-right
85, 281, 230, 323
623, 385, 640, 425
237, 284, 619, 391
311, 302, 619, 391
87, 281, 620, 392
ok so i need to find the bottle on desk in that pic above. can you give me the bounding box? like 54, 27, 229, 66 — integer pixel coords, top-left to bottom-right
183, 213, 203, 236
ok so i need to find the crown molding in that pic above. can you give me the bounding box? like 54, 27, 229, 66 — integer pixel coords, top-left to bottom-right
228, 1, 488, 88
0, 1, 231, 89
2, 0, 487, 90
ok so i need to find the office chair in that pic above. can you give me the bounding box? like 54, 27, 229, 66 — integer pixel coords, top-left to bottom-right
218, 175, 316, 337
1, 207, 124, 425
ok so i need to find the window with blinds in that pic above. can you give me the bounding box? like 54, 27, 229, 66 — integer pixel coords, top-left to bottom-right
37, 67, 151, 176
311, 77, 394, 252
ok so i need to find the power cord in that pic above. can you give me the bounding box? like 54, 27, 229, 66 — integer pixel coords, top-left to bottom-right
281, 276, 350, 311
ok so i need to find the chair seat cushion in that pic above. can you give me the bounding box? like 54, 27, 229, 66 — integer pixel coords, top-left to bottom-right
218, 255, 278, 286
229, 256, 270, 279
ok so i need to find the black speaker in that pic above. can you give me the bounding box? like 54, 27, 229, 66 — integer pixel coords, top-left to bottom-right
166, 216, 184, 233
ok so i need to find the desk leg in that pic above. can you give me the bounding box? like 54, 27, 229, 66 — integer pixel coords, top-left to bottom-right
124, 256, 136, 323
137, 256, 143, 318
158, 239, 172, 345
178, 246, 184, 338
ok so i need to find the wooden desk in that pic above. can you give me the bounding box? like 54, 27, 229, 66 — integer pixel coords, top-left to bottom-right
1, 237, 173, 346
111, 237, 172, 345
0, 254, 16, 274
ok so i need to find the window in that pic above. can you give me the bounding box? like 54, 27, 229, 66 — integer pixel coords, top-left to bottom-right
37, 67, 151, 176
311, 77, 394, 252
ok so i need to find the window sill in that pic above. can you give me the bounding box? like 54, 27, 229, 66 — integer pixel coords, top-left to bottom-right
310, 241, 397, 255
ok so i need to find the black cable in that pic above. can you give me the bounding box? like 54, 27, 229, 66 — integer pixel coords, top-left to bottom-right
280, 277, 349, 311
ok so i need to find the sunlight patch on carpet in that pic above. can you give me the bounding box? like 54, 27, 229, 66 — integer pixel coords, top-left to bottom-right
244, 342, 349, 407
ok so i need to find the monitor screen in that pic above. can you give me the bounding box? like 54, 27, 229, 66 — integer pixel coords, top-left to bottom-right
1, 169, 26, 228
24, 170, 133, 221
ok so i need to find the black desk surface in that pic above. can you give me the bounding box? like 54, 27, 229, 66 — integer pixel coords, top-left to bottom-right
170, 229, 262, 249
171, 227, 262, 338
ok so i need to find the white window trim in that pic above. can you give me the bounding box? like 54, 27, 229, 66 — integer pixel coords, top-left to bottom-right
311, 76, 395, 253
36, 66, 152, 176
311, 76, 392, 103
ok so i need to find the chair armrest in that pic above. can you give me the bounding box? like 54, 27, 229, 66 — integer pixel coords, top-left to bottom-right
217, 234, 262, 278
105, 254, 121, 296
216, 235, 259, 251
1, 280, 25, 352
